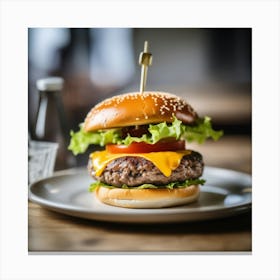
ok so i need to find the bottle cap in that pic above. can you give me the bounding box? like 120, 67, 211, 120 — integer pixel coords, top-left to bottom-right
36, 77, 64, 91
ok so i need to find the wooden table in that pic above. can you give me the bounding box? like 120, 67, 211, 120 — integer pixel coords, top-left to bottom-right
28, 135, 251, 252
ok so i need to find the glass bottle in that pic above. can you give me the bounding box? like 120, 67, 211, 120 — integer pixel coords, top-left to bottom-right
34, 77, 75, 169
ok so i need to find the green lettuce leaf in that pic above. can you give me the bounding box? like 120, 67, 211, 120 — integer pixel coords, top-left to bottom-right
68, 125, 122, 155
182, 116, 223, 144
89, 178, 206, 192
68, 117, 223, 155
148, 117, 183, 143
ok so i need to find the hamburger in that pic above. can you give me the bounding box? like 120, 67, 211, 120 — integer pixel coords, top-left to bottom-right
69, 91, 222, 208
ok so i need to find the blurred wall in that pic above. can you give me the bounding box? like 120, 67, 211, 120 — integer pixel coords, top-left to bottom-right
132, 28, 251, 87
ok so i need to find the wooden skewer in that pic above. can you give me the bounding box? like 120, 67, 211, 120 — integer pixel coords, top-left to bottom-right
139, 41, 152, 93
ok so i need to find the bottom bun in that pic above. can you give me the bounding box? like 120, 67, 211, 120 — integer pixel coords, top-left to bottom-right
94, 185, 200, 208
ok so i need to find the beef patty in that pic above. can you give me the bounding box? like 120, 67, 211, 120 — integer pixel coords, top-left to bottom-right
88, 150, 204, 187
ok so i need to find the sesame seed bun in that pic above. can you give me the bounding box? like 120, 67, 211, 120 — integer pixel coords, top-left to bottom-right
84, 91, 198, 132
94, 185, 200, 208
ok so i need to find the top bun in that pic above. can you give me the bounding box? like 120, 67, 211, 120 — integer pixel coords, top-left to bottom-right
84, 91, 198, 132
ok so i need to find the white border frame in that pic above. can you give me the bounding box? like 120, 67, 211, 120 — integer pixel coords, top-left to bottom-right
1, 1, 279, 279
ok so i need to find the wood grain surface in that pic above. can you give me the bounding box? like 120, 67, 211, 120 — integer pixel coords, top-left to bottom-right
29, 135, 252, 252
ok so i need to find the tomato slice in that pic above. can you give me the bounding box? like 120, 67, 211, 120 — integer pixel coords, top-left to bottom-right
106, 140, 186, 154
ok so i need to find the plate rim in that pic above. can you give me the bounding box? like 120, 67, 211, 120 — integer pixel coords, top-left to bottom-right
28, 166, 252, 223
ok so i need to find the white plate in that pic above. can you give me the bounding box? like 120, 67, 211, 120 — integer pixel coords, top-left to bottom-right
29, 166, 252, 223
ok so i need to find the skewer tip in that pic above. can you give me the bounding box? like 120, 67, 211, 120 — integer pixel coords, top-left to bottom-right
144, 41, 148, 52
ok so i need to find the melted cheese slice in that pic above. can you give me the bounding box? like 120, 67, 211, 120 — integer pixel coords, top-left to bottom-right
90, 150, 191, 177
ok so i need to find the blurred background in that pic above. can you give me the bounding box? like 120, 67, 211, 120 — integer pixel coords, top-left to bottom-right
28, 28, 251, 171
